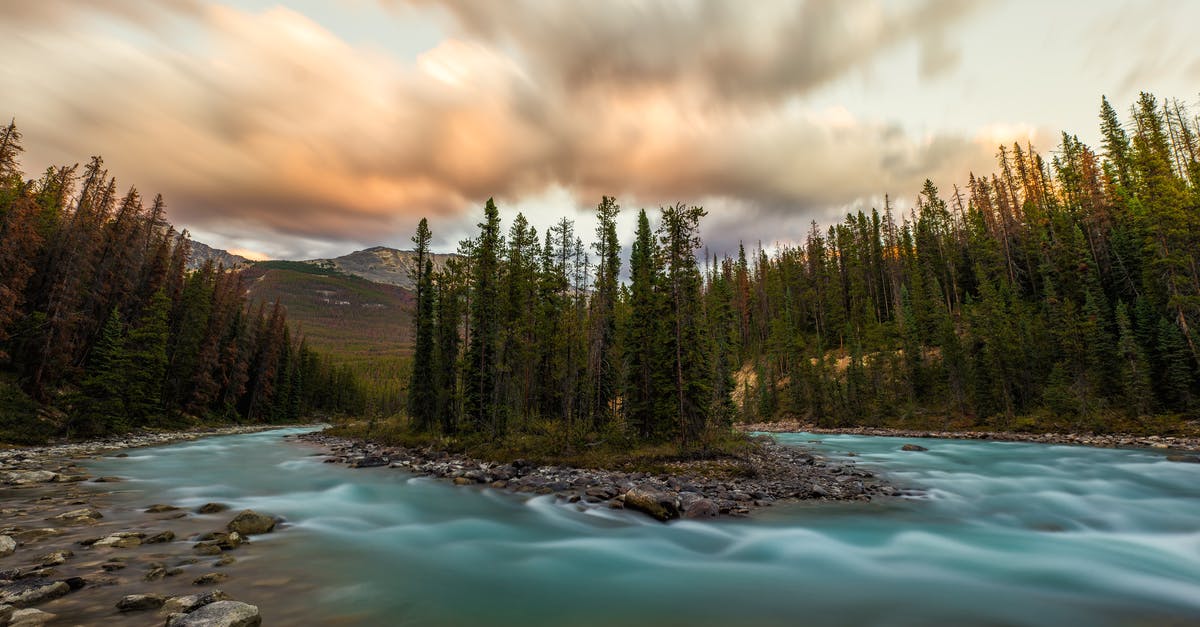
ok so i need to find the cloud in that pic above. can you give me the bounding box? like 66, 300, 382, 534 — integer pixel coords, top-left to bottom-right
1, 0, 996, 257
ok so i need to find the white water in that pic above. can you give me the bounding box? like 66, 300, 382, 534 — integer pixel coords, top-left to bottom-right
87, 428, 1200, 626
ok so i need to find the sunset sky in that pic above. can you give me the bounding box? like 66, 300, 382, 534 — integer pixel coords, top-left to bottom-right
2, 0, 1198, 259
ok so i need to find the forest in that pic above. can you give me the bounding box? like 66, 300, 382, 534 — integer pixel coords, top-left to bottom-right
401, 92, 1200, 450
0, 121, 364, 443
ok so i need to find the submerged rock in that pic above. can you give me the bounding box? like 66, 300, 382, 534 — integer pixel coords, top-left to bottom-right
193, 572, 228, 586
8, 607, 55, 626
901, 444, 928, 452
0, 579, 70, 607
225, 511, 275, 535
196, 503, 229, 515
163, 589, 230, 614
166, 600, 261, 627
1165, 454, 1200, 463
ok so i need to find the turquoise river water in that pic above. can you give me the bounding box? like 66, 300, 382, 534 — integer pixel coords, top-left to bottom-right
85, 428, 1200, 626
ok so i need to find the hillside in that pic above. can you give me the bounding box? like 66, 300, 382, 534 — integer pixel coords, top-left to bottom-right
303, 246, 456, 290
188, 240, 251, 270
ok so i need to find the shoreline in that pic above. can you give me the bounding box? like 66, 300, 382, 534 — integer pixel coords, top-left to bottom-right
1, 424, 310, 625
737, 421, 1200, 452
297, 430, 908, 521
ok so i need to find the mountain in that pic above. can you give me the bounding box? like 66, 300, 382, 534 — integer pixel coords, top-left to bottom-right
188, 240, 251, 270
303, 246, 455, 290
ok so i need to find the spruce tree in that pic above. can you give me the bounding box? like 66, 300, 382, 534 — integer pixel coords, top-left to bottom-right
463, 199, 502, 435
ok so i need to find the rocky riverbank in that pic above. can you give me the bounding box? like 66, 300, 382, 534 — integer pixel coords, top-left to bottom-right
0, 426, 302, 626
297, 431, 909, 522
737, 421, 1200, 455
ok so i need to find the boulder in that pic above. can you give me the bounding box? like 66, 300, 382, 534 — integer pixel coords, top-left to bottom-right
145, 504, 181, 513
115, 593, 166, 612
682, 499, 719, 519
225, 511, 275, 536
0, 471, 58, 485
166, 600, 261, 627
623, 487, 680, 522
900, 444, 928, 452
8, 607, 55, 626
0, 580, 70, 607
162, 590, 230, 614
0, 535, 15, 558
1165, 454, 1200, 463
51, 508, 102, 523
196, 503, 229, 515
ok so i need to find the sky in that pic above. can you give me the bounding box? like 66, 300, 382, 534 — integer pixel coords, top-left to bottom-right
2, 0, 1198, 260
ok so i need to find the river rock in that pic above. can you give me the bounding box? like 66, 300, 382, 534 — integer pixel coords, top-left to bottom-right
196, 503, 229, 514
225, 511, 275, 535
1165, 454, 1200, 463
116, 593, 166, 612
145, 504, 182, 513
51, 508, 102, 523
163, 590, 230, 614
37, 550, 72, 567
8, 607, 55, 626
900, 444, 928, 452
93, 532, 145, 548
0, 471, 59, 485
166, 600, 261, 627
146, 530, 176, 544
0, 603, 12, 624
0, 535, 15, 558
0, 579, 70, 607
193, 572, 228, 586
623, 487, 680, 521
682, 499, 719, 519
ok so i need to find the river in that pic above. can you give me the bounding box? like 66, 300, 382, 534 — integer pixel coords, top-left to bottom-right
82, 427, 1200, 626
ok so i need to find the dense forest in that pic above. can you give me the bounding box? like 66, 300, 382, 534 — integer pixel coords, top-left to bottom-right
0, 121, 364, 443
406, 93, 1200, 446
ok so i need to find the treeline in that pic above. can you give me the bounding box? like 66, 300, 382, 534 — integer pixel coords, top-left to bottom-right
407, 92, 1200, 440
0, 121, 363, 441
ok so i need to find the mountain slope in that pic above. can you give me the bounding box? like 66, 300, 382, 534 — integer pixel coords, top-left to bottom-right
188, 240, 251, 270
303, 246, 455, 290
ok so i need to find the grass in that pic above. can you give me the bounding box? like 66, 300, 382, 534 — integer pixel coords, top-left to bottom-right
327, 417, 760, 477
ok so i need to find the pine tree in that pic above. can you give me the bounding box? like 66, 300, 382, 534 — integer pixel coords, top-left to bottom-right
624, 209, 663, 439
410, 258, 437, 430
586, 196, 621, 429
659, 202, 713, 446
463, 199, 503, 435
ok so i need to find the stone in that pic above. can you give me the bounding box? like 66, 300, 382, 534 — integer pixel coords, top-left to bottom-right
144, 567, 167, 582
145, 530, 176, 544
50, 508, 102, 523
93, 476, 124, 483
682, 499, 719, 519
193, 544, 222, 556
93, 533, 143, 548
225, 511, 275, 535
1165, 454, 1200, 463
622, 487, 680, 522
214, 556, 236, 567
900, 444, 928, 452
100, 562, 126, 572
166, 600, 261, 627
145, 504, 181, 513
162, 590, 230, 614
192, 572, 228, 586
37, 550, 72, 567
0, 580, 70, 607
0, 535, 15, 558
62, 577, 85, 591
8, 607, 55, 626
116, 593, 166, 611
196, 503, 229, 514
0, 604, 12, 624
0, 471, 58, 485
217, 532, 243, 550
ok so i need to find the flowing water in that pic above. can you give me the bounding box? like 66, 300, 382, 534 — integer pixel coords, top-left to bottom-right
84, 428, 1200, 626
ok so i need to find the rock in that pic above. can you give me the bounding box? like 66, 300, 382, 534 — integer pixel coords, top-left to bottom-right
8, 607, 55, 626
350, 456, 387, 468
193, 544, 222, 556
162, 590, 230, 614
213, 556, 236, 567
900, 444, 928, 452
62, 577, 86, 591
0, 471, 58, 485
682, 499, 719, 519
51, 508, 103, 523
452, 477, 472, 485
0, 603, 12, 624
37, 550, 72, 567
144, 567, 167, 582
0, 535, 15, 558
93, 533, 144, 548
166, 600, 261, 627
116, 593, 166, 611
218, 532, 243, 550
1165, 454, 1200, 463
0, 580, 70, 607
93, 476, 124, 483
622, 487, 680, 522
225, 511, 275, 535
145, 504, 181, 513
100, 561, 126, 572
145, 530, 176, 544
192, 573, 228, 586
196, 503, 229, 515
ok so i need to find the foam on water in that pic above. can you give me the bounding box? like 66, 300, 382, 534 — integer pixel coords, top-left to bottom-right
86, 427, 1200, 626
